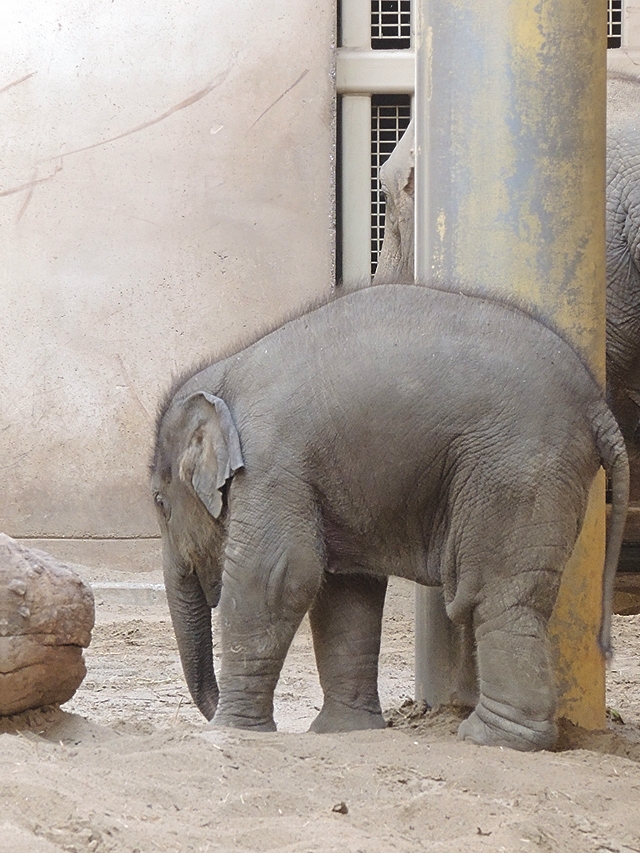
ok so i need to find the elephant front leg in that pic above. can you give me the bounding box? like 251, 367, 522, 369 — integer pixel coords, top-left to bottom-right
309, 572, 387, 733
212, 538, 324, 731
458, 594, 558, 751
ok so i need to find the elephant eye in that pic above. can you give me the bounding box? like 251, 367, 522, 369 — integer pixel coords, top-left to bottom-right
153, 492, 170, 520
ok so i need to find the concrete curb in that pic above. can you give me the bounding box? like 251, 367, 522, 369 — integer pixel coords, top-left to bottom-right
91, 583, 167, 607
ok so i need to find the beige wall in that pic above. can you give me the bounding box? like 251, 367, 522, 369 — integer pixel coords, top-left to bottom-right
624, 1, 640, 48
0, 1, 335, 540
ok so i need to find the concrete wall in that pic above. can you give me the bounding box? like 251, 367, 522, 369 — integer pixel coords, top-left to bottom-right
624, 1, 640, 48
0, 1, 335, 543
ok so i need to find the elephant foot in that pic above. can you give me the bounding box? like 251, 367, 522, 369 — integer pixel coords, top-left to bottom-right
458, 700, 557, 752
210, 710, 277, 732
309, 700, 386, 734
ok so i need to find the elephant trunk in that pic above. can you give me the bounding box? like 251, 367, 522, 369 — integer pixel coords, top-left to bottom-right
164, 563, 218, 720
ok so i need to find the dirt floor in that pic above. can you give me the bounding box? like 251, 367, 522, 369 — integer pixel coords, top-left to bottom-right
3, 568, 640, 853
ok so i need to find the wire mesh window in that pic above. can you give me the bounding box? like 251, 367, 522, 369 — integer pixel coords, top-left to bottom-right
608, 0, 622, 49
371, 0, 411, 50
371, 95, 412, 277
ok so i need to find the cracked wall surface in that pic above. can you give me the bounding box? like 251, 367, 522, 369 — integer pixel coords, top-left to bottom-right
0, 0, 335, 538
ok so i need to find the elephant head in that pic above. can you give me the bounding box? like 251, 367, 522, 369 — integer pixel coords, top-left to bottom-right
151, 390, 244, 720
374, 117, 415, 284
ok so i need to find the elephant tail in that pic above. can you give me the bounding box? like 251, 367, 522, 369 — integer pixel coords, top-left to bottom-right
594, 401, 630, 658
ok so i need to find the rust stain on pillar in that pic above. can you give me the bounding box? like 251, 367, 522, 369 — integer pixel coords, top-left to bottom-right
506, 0, 607, 731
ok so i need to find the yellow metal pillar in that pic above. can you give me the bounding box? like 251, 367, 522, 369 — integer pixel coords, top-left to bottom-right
414, 0, 607, 727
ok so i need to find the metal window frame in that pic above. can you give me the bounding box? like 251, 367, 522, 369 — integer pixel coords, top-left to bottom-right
608, 0, 623, 48
336, 0, 414, 282
372, 0, 412, 49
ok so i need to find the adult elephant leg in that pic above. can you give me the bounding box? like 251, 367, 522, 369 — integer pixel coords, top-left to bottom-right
458, 574, 560, 751
308, 573, 387, 733
212, 517, 324, 731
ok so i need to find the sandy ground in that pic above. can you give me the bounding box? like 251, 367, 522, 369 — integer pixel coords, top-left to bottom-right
2, 569, 640, 853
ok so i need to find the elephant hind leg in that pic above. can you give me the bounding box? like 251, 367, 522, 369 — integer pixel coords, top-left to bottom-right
458, 586, 560, 752
458, 695, 557, 751
309, 572, 387, 733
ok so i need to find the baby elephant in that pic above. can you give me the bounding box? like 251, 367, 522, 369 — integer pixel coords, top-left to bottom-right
151, 283, 628, 751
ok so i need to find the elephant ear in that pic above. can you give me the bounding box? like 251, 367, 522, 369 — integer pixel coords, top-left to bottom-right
178, 392, 244, 519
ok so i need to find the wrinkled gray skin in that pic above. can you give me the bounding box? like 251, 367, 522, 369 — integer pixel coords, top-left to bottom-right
377, 76, 640, 472
606, 69, 640, 462
151, 283, 628, 751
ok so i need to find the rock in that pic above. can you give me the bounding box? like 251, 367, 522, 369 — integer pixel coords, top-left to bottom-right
0, 534, 95, 715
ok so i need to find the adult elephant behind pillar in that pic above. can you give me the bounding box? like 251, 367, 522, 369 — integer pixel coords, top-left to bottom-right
605, 65, 640, 486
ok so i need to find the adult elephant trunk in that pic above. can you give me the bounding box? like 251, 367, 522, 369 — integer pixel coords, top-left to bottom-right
163, 562, 218, 720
